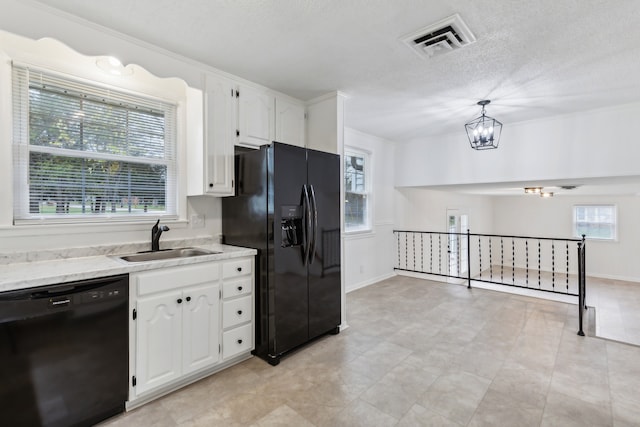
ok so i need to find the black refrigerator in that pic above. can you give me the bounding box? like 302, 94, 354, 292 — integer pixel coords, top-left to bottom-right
222, 142, 341, 365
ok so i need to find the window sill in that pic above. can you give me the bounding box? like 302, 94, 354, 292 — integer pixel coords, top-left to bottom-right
344, 228, 375, 240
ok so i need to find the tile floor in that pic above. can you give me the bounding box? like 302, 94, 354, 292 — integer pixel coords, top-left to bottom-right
102, 275, 640, 426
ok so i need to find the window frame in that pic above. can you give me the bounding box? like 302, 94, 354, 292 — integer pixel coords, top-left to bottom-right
12, 64, 179, 225
344, 147, 372, 234
572, 204, 617, 241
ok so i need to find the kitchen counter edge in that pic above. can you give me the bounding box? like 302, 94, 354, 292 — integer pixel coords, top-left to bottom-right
0, 244, 257, 293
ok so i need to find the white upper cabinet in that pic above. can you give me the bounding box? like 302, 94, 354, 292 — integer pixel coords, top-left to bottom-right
186, 73, 236, 197
237, 84, 275, 148
188, 75, 306, 197
204, 73, 236, 196
275, 97, 306, 148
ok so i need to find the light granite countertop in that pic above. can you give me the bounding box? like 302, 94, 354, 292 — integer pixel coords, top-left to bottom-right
0, 242, 257, 293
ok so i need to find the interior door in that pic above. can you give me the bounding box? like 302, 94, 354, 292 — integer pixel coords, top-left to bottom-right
447, 210, 460, 280
447, 209, 469, 283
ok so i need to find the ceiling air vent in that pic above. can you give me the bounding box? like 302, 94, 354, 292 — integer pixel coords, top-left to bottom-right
401, 14, 476, 59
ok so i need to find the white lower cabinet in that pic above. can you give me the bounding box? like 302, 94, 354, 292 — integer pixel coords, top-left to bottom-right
135, 289, 184, 395
129, 256, 254, 406
182, 283, 220, 375
221, 257, 254, 360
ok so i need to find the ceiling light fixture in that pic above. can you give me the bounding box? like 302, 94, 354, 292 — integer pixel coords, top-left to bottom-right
540, 191, 554, 198
465, 100, 502, 150
524, 187, 543, 194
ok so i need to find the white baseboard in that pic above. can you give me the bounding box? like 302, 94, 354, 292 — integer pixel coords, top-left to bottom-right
395, 270, 450, 283
585, 272, 640, 284
346, 272, 397, 293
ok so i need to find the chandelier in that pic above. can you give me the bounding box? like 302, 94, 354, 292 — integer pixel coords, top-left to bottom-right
465, 100, 502, 150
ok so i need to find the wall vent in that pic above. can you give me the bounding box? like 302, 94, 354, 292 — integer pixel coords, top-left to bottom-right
401, 14, 476, 59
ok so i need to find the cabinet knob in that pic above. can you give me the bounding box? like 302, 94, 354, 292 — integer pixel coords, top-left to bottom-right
237, 267, 242, 272
237, 339, 243, 344
177, 298, 183, 304
186, 296, 191, 302
237, 310, 243, 315
209, 183, 213, 188
237, 286, 243, 291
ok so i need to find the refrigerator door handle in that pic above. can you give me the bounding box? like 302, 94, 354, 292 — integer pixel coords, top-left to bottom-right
301, 185, 312, 266
308, 184, 318, 265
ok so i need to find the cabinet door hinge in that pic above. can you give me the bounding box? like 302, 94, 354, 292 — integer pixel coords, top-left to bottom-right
219, 289, 222, 299
132, 376, 137, 387
132, 308, 137, 320
236, 129, 240, 137
230, 88, 234, 97
219, 344, 221, 354
304, 112, 308, 120
232, 179, 234, 188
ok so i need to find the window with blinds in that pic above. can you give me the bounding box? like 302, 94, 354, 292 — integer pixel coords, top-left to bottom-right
344, 148, 371, 232
12, 65, 177, 223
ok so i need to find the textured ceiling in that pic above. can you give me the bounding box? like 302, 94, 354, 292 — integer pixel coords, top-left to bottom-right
26, 0, 640, 195
30, 0, 640, 143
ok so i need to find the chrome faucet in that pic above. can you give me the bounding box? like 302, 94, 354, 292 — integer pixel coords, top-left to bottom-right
151, 219, 170, 251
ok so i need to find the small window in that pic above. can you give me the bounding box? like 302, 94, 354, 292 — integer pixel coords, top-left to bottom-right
344, 148, 370, 232
12, 65, 177, 223
573, 205, 617, 240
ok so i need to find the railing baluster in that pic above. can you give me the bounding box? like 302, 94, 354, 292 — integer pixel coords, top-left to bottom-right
438, 234, 442, 274
489, 237, 493, 280
500, 237, 504, 283
457, 234, 461, 277
566, 241, 570, 293
421, 234, 424, 273
404, 232, 408, 270
396, 231, 400, 270
478, 236, 482, 279
551, 240, 555, 291
412, 232, 416, 271
430, 234, 433, 272
526, 240, 529, 287
538, 239, 541, 289
512, 238, 515, 285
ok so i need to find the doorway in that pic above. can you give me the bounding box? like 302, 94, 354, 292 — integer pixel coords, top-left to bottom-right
447, 209, 468, 282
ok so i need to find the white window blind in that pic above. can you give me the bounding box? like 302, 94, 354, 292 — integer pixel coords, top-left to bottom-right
12, 64, 178, 223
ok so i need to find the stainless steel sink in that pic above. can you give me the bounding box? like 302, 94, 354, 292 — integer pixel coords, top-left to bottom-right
118, 247, 219, 262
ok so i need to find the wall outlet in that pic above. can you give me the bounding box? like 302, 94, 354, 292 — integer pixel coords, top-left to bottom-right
191, 214, 205, 229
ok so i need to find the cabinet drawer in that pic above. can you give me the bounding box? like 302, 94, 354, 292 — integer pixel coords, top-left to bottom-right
222, 296, 252, 329
136, 262, 219, 296
222, 323, 252, 359
222, 278, 252, 299
222, 259, 252, 279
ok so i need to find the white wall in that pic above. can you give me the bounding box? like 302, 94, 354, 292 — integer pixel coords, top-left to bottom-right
395, 188, 494, 234
492, 195, 640, 282
343, 128, 396, 292
395, 102, 640, 188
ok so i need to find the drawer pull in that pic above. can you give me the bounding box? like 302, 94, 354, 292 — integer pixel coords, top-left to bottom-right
177, 298, 183, 304
186, 296, 191, 302
237, 267, 242, 272
237, 286, 243, 291
237, 339, 243, 344
237, 310, 243, 315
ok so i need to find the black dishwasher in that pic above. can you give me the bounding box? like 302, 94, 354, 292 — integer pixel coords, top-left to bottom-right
0, 274, 129, 427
